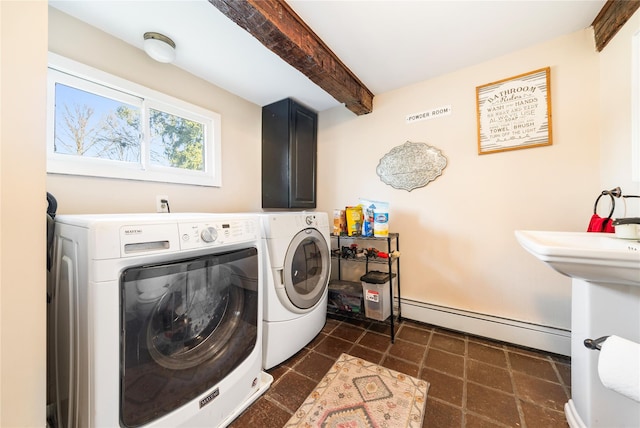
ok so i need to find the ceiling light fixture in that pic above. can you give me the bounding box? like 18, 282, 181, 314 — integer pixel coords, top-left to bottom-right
143, 32, 176, 63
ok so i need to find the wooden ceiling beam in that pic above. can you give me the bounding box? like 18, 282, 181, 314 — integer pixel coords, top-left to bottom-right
592, 0, 640, 52
209, 0, 374, 115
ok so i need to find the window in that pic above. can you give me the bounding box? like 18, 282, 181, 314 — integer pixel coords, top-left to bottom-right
47, 53, 221, 186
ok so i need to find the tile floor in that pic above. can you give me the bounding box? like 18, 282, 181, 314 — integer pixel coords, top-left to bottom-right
230, 314, 571, 428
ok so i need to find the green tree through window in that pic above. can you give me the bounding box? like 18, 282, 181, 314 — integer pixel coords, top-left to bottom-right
149, 109, 204, 171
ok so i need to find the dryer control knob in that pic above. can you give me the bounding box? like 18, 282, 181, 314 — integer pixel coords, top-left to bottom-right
200, 226, 218, 243
305, 215, 314, 225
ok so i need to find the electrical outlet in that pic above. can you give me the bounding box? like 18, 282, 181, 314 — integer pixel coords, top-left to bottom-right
156, 195, 169, 213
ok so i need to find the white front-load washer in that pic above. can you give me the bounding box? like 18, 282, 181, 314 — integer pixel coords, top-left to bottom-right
260, 211, 331, 369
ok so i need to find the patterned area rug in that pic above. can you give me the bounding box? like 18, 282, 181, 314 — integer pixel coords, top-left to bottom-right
285, 353, 429, 428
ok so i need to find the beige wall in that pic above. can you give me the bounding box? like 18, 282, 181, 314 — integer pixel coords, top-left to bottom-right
2, 3, 639, 425
47, 7, 263, 215
599, 9, 640, 202
317, 29, 602, 333
1, 1, 48, 426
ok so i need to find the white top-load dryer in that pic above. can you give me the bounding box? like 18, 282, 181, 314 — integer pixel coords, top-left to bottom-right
260, 211, 331, 369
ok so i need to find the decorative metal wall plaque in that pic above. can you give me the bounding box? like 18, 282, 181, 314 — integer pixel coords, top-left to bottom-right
376, 141, 447, 191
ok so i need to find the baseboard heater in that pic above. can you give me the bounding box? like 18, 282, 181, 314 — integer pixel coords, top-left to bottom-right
399, 298, 571, 356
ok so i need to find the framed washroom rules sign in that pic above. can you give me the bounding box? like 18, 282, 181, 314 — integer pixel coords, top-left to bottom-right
476, 67, 552, 155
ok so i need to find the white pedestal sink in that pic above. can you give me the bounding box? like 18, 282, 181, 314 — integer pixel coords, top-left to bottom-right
515, 231, 640, 428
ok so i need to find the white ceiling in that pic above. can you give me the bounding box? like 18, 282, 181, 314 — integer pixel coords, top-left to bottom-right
49, 0, 606, 113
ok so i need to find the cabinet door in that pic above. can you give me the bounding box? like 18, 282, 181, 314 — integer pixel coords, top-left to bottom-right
261, 98, 317, 208
289, 102, 317, 208
262, 100, 290, 208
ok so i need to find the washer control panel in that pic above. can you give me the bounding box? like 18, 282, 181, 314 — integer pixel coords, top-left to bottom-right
178, 219, 259, 250
116, 215, 260, 258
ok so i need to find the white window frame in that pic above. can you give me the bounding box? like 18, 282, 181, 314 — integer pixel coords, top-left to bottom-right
47, 52, 222, 187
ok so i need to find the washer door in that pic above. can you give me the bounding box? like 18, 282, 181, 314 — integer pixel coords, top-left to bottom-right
120, 247, 259, 428
282, 228, 330, 309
